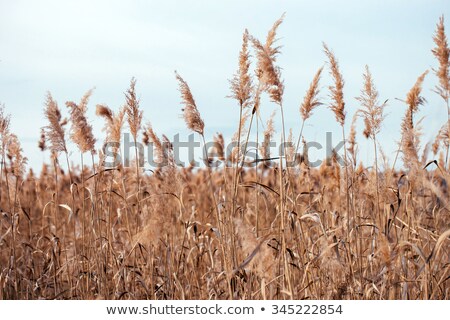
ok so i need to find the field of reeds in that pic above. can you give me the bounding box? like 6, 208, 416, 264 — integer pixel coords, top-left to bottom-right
0, 15, 449, 300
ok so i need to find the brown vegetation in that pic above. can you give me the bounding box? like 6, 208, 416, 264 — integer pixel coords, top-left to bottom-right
0, 15, 449, 300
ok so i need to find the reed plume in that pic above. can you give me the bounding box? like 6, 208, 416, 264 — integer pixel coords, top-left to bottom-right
212, 133, 225, 161
96, 104, 125, 164
300, 67, 323, 121
401, 108, 420, 170
432, 120, 449, 155
7, 134, 27, 178
249, 14, 286, 167
432, 16, 450, 168
401, 71, 428, 170
229, 29, 253, 108
143, 123, 164, 166
251, 13, 285, 106
175, 71, 205, 135
323, 43, 346, 126
125, 78, 143, 141
432, 16, 450, 101
97, 104, 125, 144
356, 66, 387, 140
66, 89, 96, 154
43, 93, 68, 154
406, 71, 428, 117
296, 67, 323, 154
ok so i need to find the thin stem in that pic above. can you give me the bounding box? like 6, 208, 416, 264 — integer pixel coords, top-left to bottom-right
232, 103, 244, 217
133, 137, 141, 235
52, 156, 59, 296
341, 125, 350, 229
256, 113, 260, 237
236, 112, 255, 186
373, 135, 381, 219
445, 98, 450, 170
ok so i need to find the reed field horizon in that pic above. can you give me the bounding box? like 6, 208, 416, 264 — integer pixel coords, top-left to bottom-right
0, 9, 449, 300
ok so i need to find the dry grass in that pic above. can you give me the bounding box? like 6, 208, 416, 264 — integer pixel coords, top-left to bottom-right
0, 16, 449, 301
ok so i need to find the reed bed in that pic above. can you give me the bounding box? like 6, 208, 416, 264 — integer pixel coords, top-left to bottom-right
0, 15, 449, 300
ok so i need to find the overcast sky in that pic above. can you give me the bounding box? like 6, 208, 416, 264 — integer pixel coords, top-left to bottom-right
1, 0, 449, 171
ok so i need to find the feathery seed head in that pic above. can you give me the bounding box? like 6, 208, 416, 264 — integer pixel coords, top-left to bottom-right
125, 78, 143, 140
7, 133, 27, 177
43, 92, 68, 154
432, 120, 449, 154
356, 65, 386, 139
406, 71, 428, 115
97, 104, 125, 162
175, 71, 205, 135
229, 29, 253, 108
432, 16, 450, 100
323, 43, 346, 126
66, 89, 97, 154
300, 67, 323, 120
251, 14, 285, 106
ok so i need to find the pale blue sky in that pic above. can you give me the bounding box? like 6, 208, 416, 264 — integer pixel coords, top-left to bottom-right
0, 0, 449, 170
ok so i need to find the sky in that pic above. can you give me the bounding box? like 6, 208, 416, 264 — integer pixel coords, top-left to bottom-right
0, 0, 449, 171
